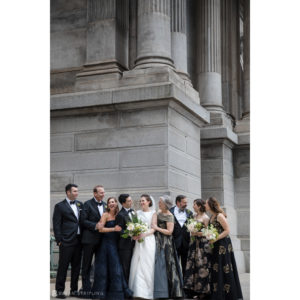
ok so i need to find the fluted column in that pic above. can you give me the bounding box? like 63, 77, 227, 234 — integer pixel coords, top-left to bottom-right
135, 0, 174, 68
243, 0, 250, 118
78, 0, 129, 77
221, 0, 240, 119
170, 0, 189, 81
197, 0, 223, 111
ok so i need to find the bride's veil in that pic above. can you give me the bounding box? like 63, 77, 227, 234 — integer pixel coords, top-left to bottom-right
149, 195, 156, 212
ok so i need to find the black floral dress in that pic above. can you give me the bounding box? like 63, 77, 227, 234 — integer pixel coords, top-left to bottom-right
183, 220, 212, 297
209, 214, 243, 300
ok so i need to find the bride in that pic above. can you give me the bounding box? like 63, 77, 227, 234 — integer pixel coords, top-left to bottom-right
128, 194, 157, 299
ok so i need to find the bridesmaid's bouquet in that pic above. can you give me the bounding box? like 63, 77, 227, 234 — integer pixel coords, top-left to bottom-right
201, 224, 219, 248
185, 218, 203, 241
121, 215, 148, 243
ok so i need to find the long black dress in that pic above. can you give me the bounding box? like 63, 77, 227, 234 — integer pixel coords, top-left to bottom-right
209, 214, 243, 300
91, 220, 133, 300
183, 220, 212, 298
153, 213, 184, 299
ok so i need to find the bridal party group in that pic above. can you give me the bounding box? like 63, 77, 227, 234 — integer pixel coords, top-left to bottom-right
52, 184, 243, 300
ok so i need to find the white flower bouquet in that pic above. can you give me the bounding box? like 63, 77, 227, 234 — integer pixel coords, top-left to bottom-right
201, 224, 219, 248
185, 218, 203, 241
121, 214, 148, 243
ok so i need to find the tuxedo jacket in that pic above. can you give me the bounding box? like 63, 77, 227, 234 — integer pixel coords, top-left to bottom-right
170, 206, 193, 251
115, 207, 135, 250
52, 199, 83, 246
80, 198, 107, 245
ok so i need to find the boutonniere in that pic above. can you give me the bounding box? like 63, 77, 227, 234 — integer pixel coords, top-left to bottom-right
104, 204, 107, 209
131, 211, 136, 215
77, 203, 81, 207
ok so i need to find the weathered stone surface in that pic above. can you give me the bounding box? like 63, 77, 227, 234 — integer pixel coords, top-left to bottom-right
186, 137, 200, 159
75, 126, 168, 151
169, 169, 187, 191
237, 209, 250, 236
51, 29, 86, 70
51, 151, 119, 172
169, 108, 201, 140
120, 147, 166, 168
169, 148, 201, 177
51, 113, 118, 134
169, 128, 186, 152
120, 108, 167, 127
51, 134, 74, 153
74, 169, 167, 190
51, 173, 73, 192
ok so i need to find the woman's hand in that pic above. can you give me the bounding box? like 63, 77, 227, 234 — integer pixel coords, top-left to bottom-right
96, 222, 104, 231
151, 224, 158, 231
132, 236, 139, 241
139, 233, 146, 239
209, 239, 215, 244
114, 225, 122, 232
196, 232, 203, 237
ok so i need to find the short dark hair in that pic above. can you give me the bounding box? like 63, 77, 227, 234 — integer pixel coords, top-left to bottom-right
118, 194, 130, 205
93, 185, 104, 193
65, 183, 78, 194
176, 195, 186, 204
140, 194, 153, 207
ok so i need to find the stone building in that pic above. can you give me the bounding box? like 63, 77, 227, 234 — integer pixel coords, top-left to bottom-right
50, 0, 250, 273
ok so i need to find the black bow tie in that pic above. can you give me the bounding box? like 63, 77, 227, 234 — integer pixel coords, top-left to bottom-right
96, 201, 103, 206
70, 201, 76, 205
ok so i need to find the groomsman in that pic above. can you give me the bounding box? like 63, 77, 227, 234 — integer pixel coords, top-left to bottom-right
79, 185, 107, 298
52, 184, 83, 299
170, 195, 193, 278
115, 194, 135, 284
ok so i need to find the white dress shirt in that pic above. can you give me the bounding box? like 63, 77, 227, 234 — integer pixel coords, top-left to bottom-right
66, 197, 80, 234
174, 206, 187, 227
94, 197, 104, 217
124, 207, 133, 220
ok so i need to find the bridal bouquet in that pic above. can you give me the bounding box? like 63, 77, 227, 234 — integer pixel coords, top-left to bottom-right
121, 215, 148, 243
185, 218, 203, 241
201, 224, 219, 248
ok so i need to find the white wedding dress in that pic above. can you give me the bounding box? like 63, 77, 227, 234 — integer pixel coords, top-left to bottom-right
128, 210, 156, 299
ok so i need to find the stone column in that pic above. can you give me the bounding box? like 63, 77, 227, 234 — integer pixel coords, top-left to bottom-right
221, 0, 240, 119
170, 0, 189, 81
135, 0, 174, 68
78, 0, 129, 78
196, 0, 223, 112
243, 0, 250, 118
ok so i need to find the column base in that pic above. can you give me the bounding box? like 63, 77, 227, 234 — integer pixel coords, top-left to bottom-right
134, 56, 175, 69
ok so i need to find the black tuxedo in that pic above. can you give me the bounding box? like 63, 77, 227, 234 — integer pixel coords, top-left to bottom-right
170, 206, 193, 277
115, 207, 135, 283
79, 198, 107, 295
52, 199, 83, 294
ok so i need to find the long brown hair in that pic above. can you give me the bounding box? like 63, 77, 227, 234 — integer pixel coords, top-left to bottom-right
207, 197, 227, 217
106, 197, 119, 216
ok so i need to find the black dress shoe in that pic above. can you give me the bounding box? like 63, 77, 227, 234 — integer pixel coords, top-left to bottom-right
56, 292, 66, 299
70, 290, 80, 297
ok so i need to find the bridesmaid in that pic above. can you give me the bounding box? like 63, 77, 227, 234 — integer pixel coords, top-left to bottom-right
91, 197, 133, 300
152, 195, 184, 299
205, 197, 243, 300
183, 199, 211, 299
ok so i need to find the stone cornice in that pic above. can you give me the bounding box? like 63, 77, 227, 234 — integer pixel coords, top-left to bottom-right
50, 82, 210, 124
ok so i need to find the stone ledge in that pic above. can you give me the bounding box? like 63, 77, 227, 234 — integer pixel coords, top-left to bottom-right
201, 126, 238, 144
51, 83, 210, 124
